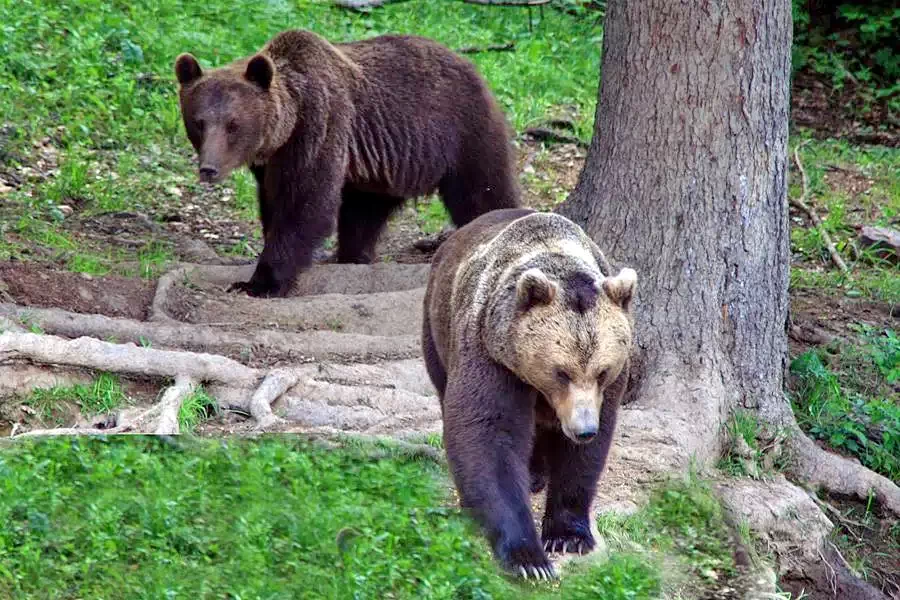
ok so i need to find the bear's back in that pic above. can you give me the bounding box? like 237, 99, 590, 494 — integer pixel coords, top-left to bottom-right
427, 209, 604, 370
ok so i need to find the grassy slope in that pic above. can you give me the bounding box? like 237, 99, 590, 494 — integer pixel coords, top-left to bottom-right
0, 436, 726, 600
0, 0, 601, 270
0, 0, 897, 595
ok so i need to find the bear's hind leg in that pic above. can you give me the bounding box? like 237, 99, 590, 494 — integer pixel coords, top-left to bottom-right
442, 357, 554, 579
336, 188, 405, 264
438, 155, 520, 228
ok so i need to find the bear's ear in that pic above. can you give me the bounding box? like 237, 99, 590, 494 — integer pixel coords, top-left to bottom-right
175, 53, 203, 86
245, 55, 274, 90
516, 268, 557, 311
602, 268, 637, 311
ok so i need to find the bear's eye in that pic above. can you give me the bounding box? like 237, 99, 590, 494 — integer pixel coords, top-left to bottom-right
195, 119, 205, 133
555, 369, 570, 385
226, 120, 239, 135
596, 369, 609, 386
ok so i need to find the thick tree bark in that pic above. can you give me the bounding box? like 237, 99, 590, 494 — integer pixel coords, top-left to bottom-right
558, 0, 793, 467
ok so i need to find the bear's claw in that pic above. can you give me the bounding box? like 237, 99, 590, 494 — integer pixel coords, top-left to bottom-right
227, 279, 286, 298
543, 536, 590, 555
498, 538, 557, 581
541, 515, 595, 556
518, 564, 555, 581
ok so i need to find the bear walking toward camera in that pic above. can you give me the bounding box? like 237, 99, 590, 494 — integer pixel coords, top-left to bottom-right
423, 208, 637, 578
174, 30, 520, 297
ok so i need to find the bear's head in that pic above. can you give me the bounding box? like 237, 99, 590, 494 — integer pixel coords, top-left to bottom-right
174, 53, 277, 184
507, 265, 636, 444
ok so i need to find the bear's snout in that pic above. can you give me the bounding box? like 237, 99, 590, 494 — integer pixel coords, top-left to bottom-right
563, 405, 600, 445
198, 165, 220, 183
199, 165, 219, 183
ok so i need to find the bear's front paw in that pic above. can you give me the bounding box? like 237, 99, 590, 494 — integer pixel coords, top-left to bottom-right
496, 537, 556, 580
227, 278, 289, 298
541, 516, 595, 555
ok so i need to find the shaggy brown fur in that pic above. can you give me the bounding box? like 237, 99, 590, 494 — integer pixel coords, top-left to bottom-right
175, 29, 520, 297
422, 208, 636, 578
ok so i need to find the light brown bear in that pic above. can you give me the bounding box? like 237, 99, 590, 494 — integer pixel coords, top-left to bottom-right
422, 208, 636, 579
174, 29, 520, 297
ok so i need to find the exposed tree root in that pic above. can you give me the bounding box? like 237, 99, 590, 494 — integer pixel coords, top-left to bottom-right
16, 375, 197, 437
716, 476, 892, 600
1, 330, 440, 436
787, 429, 900, 515
153, 375, 196, 434
0, 303, 420, 362
1, 331, 274, 432
0, 331, 258, 385
247, 369, 297, 429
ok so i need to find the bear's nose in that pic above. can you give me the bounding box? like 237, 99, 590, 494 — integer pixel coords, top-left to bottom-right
199, 166, 219, 181
575, 429, 597, 442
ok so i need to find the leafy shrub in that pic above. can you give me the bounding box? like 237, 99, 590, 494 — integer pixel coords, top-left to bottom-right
792, 0, 900, 106
790, 339, 900, 482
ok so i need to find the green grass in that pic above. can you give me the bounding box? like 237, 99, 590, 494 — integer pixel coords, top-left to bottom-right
415, 196, 452, 235
787, 137, 900, 304
177, 387, 218, 434
596, 474, 740, 595
22, 373, 128, 423
0, 436, 665, 600
789, 327, 900, 482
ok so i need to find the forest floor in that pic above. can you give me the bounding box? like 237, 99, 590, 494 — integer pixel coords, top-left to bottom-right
0, 1, 898, 599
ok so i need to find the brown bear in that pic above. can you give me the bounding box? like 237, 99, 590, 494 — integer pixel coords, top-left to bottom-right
422, 208, 636, 579
174, 29, 520, 297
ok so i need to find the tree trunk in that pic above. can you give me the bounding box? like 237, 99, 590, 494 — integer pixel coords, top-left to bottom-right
559, 0, 794, 470
557, 3, 900, 593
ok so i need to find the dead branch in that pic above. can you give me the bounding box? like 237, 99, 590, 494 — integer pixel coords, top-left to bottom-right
791, 142, 850, 275
456, 43, 516, 54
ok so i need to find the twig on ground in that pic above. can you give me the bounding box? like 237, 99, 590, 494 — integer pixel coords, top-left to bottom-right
809, 494, 870, 540
791, 141, 850, 275
332, 0, 410, 10
521, 126, 588, 148
818, 547, 838, 596
455, 43, 515, 54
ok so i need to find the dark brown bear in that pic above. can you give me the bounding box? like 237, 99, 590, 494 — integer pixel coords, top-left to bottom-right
174, 29, 520, 297
423, 208, 637, 579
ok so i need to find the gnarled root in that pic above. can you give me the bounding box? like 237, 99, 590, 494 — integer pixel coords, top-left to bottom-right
0, 331, 279, 433
787, 429, 900, 516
